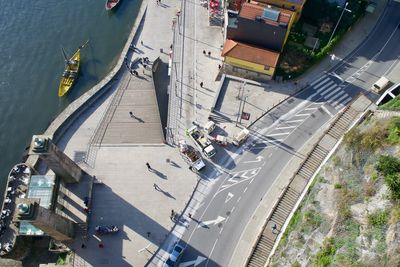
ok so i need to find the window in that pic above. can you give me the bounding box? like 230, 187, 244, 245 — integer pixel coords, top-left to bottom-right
264, 65, 270, 71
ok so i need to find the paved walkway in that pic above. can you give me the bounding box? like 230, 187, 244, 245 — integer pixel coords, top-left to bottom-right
54, 0, 199, 266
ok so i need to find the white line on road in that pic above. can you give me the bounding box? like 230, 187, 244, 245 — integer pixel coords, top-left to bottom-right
219, 228, 223, 234
275, 125, 296, 130
284, 119, 304, 124
231, 206, 235, 213
237, 196, 241, 203
320, 105, 334, 117
243, 187, 248, 193
294, 113, 310, 117
266, 132, 291, 137
304, 107, 318, 111
310, 75, 327, 86
330, 72, 344, 82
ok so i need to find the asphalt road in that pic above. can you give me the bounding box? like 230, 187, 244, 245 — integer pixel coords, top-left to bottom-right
176, 2, 400, 267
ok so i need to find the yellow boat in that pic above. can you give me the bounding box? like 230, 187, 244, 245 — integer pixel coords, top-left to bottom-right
58, 40, 89, 97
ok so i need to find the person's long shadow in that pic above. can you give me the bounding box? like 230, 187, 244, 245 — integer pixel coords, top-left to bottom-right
155, 185, 176, 200
150, 168, 167, 179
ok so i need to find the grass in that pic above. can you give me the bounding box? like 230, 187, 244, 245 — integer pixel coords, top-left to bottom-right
280, 209, 302, 246
334, 182, 342, 189
313, 237, 337, 267
56, 253, 67, 265
368, 210, 389, 227
380, 96, 400, 111
387, 117, 400, 144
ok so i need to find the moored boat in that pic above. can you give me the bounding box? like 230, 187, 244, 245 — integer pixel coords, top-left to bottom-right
58, 40, 89, 97
105, 0, 120, 10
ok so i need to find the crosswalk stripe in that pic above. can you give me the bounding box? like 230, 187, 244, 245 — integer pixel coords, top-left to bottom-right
327, 90, 346, 104
334, 96, 352, 110
310, 76, 327, 87
315, 80, 334, 92
330, 93, 349, 106
314, 79, 334, 91
318, 83, 337, 96
322, 86, 341, 98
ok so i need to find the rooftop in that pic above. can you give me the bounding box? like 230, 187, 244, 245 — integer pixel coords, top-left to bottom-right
221, 39, 280, 68
239, 2, 293, 27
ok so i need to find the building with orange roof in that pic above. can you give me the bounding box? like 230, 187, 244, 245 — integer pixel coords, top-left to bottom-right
221, 39, 280, 79
227, 2, 295, 52
251, 0, 306, 22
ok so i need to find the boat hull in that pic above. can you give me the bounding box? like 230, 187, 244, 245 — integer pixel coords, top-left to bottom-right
58, 49, 80, 97
105, 0, 120, 10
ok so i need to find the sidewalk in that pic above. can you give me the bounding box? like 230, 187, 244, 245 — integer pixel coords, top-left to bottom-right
54, 0, 201, 266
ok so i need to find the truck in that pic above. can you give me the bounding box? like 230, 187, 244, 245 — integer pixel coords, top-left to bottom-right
178, 140, 205, 172
187, 126, 217, 158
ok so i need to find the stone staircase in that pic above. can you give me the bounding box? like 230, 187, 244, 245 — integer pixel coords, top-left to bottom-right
246, 94, 372, 267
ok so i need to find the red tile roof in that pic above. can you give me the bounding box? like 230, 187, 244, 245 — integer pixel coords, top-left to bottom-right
239, 2, 293, 26
221, 39, 280, 68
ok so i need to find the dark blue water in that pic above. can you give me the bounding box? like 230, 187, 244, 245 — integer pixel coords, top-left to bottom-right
0, 0, 141, 194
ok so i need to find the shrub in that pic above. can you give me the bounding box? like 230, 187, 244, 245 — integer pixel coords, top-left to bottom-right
385, 173, 400, 200
376, 155, 400, 176
367, 210, 389, 227
387, 117, 400, 144
56, 253, 67, 265
313, 237, 337, 267
303, 210, 323, 229
334, 183, 342, 189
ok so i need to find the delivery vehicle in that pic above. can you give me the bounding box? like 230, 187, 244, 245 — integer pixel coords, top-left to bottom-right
203, 120, 216, 134
232, 128, 250, 146
371, 76, 390, 93
178, 140, 205, 172
188, 126, 217, 158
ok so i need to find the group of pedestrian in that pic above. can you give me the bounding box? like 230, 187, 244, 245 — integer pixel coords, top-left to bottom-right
202, 50, 212, 57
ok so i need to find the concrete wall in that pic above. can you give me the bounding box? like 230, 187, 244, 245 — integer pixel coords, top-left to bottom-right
225, 56, 276, 76
223, 64, 274, 82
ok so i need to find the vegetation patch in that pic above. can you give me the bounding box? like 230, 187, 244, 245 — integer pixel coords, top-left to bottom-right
368, 210, 389, 227
380, 96, 400, 111
312, 237, 337, 267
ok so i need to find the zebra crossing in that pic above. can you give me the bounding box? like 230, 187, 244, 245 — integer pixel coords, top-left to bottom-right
310, 75, 353, 111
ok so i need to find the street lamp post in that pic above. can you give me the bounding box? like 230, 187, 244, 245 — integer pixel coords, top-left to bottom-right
328, 2, 352, 44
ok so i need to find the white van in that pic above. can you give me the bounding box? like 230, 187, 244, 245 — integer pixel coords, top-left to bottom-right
371, 77, 390, 93
232, 128, 250, 146
204, 121, 216, 134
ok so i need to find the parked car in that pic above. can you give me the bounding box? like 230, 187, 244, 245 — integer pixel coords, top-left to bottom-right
163, 244, 184, 266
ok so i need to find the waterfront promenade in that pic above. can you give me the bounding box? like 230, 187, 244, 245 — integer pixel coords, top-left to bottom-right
52, 0, 199, 266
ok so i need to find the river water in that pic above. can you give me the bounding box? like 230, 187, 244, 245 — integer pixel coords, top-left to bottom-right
0, 0, 141, 194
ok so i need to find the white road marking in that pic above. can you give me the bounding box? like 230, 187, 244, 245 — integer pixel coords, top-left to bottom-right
137, 243, 151, 253
275, 125, 296, 130
284, 119, 304, 124
321, 86, 342, 98
294, 113, 310, 117
266, 132, 290, 137
243, 156, 264, 164
243, 187, 248, 193
197, 216, 226, 228
320, 105, 334, 117
310, 75, 327, 86
315, 80, 335, 93
225, 192, 234, 203
179, 256, 207, 267
327, 90, 346, 103
329, 93, 349, 107
322, 86, 342, 98
335, 96, 352, 110
330, 72, 344, 82
304, 107, 318, 111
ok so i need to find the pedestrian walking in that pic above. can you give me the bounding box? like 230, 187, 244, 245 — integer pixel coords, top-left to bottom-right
218, 64, 222, 70
200, 82, 204, 88
147, 231, 151, 237
153, 183, 157, 189
98, 243, 104, 249
129, 111, 134, 118
81, 243, 86, 249
171, 209, 175, 216
208, 51, 211, 57
272, 223, 277, 233
203, 50, 206, 55
146, 162, 152, 171
188, 213, 192, 219
141, 40, 144, 46
133, 70, 139, 76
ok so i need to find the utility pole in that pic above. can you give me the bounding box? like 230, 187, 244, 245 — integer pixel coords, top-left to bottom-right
328, 2, 352, 44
